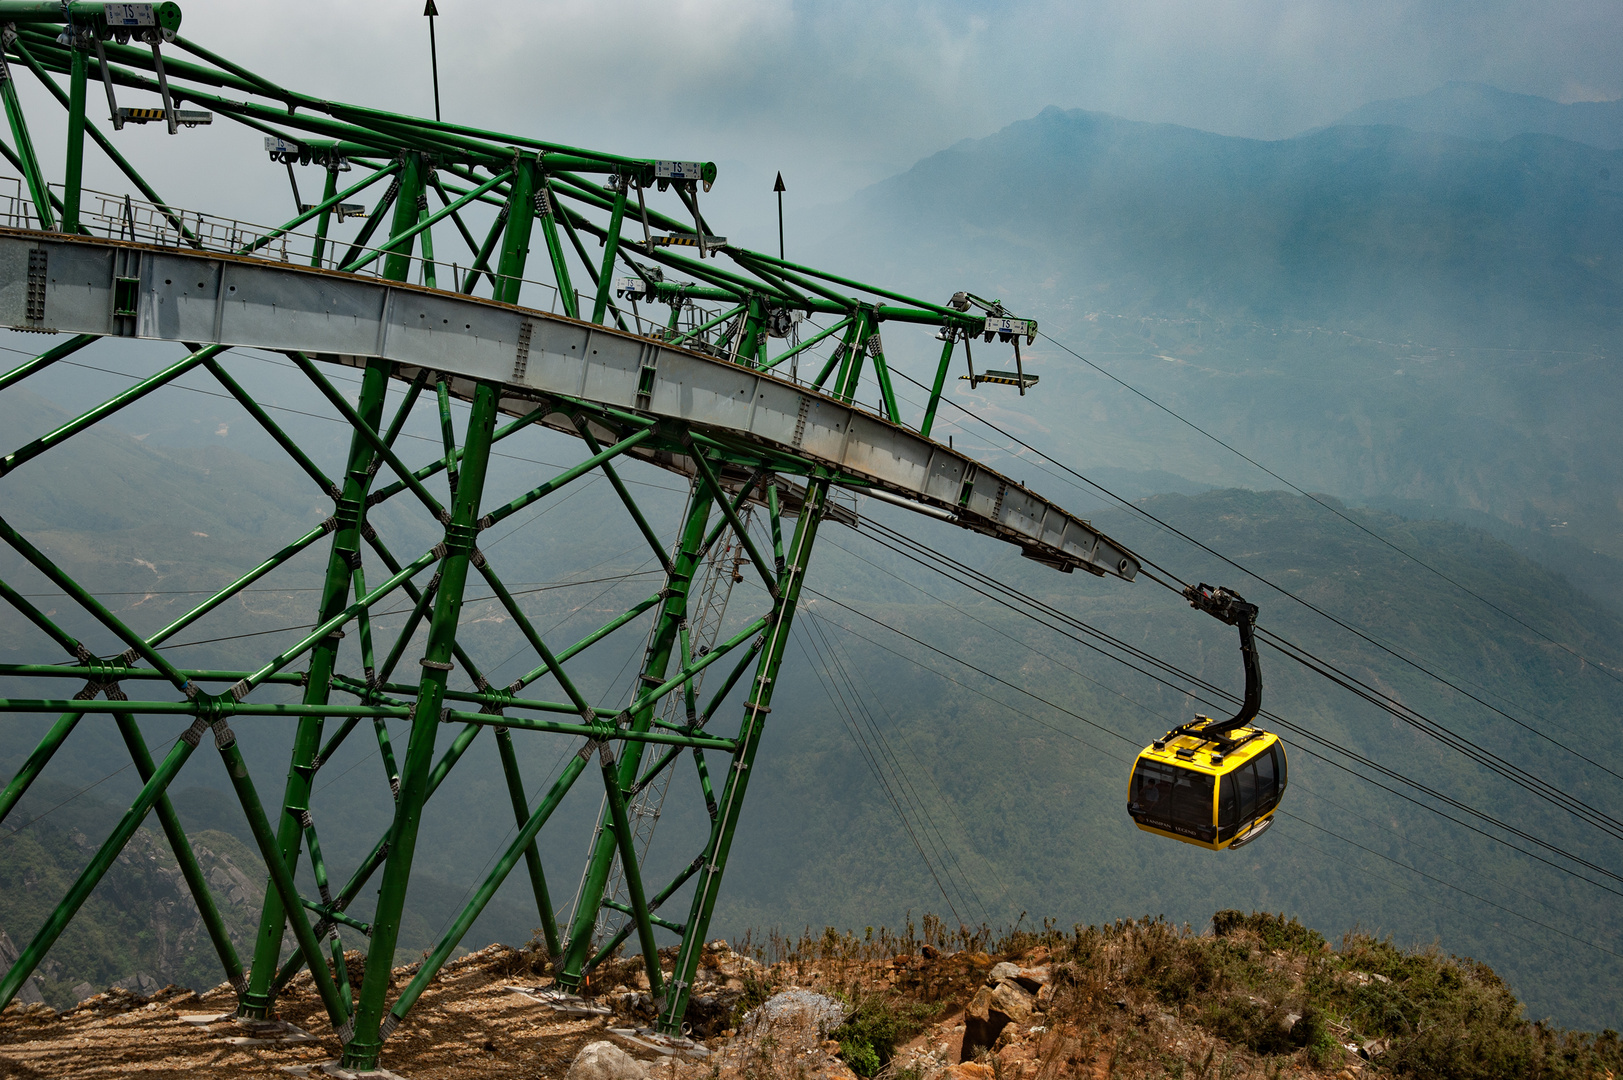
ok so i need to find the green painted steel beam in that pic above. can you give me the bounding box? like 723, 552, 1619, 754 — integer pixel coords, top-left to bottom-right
0, 666, 305, 684
382, 741, 592, 1032
0, 578, 86, 659
441, 710, 736, 751
555, 198, 630, 332
0, 516, 195, 691
114, 713, 246, 996
600, 900, 683, 936
919, 333, 958, 438
554, 485, 714, 992
286, 352, 448, 523
204, 358, 337, 495
0, 332, 92, 396
0, 701, 409, 718
0, 717, 205, 1011
686, 443, 779, 599
367, 401, 548, 510
597, 740, 664, 998
591, 180, 630, 325
471, 561, 604, 723
0, 50, 56, 229
1, 344, 225, 478
215, 724, 350, 1029
9, 38, 199, 243
502, 590, 664, 697
239, 335, 398, 1018
240, 160, 400, 258
341, 379, 500, 1070
268, 719, 486, 996
536, 178, 578, 319
763, 316, 852, 372
480, 424, 656, 529
626, 616, 770, 720
495, 727, 561, 957
657, 474, 832, 1033
342, 167, 510, 275
571, 420, 674, 575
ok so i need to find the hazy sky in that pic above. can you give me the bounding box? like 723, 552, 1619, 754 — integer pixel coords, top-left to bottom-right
10, 0, 1619, 255
173, 0, 1622, 202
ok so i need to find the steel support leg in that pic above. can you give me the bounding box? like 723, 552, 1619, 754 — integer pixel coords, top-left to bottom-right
240, 156, 427, 1018
597, 740, 664, 996
61, 39, 85, 233
339, 379, 501, 1071
380, 738, 592, 1029
657, 475, 831, 1033
494, 161, 536, 306
237, 357, 393, 1018
590, 179, 629, 325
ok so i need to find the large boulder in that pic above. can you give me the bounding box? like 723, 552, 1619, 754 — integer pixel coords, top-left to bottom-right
962, 974, 1040, 1059
565, 1041, 648, 1080
743, 989, 848, 1037
989, 981, 1035, 1024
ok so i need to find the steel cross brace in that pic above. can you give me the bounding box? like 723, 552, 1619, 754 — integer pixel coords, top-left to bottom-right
657, 474, 832, 1033
553, 483, 716, 992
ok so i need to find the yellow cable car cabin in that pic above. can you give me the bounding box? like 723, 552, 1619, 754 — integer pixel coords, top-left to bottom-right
1127, 584, 1288, 850
1127, 722, 1286, 850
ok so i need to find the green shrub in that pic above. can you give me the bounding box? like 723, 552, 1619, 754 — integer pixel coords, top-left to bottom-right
839, 1039, 881, 1077
1290, 1007, 1340, 1067
1211, 910, 1326, 954
728, 971, 778, 1030
832, 994, 940, 1077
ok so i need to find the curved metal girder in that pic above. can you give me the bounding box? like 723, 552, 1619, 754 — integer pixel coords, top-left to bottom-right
0, 229, 1140, 581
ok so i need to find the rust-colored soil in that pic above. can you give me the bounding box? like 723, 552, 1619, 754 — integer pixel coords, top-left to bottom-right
0, 945, 647, 1079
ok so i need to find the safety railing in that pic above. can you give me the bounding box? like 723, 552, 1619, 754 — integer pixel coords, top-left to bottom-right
0, 176, 834, 393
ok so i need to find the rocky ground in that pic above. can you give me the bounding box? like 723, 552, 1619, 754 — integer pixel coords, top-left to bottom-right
0, 912, 1615, 1079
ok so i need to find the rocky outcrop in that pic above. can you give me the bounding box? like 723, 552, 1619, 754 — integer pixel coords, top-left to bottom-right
962, 961, 1050, 1059
0, 930, 45, 1004
0, 820, 264, 1008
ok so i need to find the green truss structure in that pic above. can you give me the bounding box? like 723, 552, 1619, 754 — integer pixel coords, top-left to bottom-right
0, 2, 1142, 1069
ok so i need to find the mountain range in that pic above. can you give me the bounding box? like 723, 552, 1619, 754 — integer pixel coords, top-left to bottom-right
816, 83, 1623, 618
1327, 81, 1623, 150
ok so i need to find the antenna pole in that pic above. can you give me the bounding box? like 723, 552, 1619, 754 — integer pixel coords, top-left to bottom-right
424, 0, 441, 122
773, 171, 785, 260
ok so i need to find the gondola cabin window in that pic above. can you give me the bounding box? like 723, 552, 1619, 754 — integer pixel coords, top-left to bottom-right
1219, 745, 1285, 842
1130, 759, 1215, 843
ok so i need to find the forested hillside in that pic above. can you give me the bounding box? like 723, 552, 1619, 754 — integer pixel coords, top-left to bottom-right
2, 359, 1619, 1028
813, 102, 1623, 616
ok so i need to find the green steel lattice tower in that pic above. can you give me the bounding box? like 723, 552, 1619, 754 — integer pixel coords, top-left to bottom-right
0, 2, 1140, 1070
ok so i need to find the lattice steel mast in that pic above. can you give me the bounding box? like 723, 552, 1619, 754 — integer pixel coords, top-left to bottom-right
0, 2, 1140, 1070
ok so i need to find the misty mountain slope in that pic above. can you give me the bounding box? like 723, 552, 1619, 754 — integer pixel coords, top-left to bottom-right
812, 105, 1623, 599
1329, 81, 1623, 150
838, 107, 1623, 348
722, 488, 1623, 1030
2, 375, 1622, 1028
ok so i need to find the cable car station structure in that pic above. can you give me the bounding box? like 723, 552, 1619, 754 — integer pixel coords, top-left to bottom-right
0, 2, 1248, 1070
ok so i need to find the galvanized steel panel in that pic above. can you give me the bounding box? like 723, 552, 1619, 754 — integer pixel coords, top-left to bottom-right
0, 230, 1140, 580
